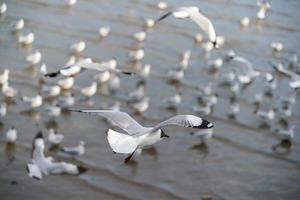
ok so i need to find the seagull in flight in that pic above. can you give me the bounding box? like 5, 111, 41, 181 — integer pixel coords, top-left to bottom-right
45, 58, 135, 78
156, 6, 218, 47
71, 110, 213, 162
27, 132, 87, 180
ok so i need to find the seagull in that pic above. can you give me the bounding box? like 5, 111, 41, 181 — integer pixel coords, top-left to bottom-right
162, 91, 181, 109
194, 33, 204, 43
207, 58, 223, 70
228, 98, 240, 119
58, 94, 75, 108
1, 82, 18, 98
39, 63, 48, 75
180, 50, 192, 70
108, 75, 120, 93
98, 26, 111, 38
65, 55, 76, 66
47, 129, 64, 145
26, 50, 42, 65
240, 17, 250, 27
93, 71, 110, 84
42, 84, 61, 97
144, 18, 155, 28
157, 1, 168, 10
65, 0, 77, 6
256, 0, 271, 20
0, 102, 7, 117
132, 31, 147, 42
57, 77, 74, 90
255, 108, 275, 124
45, 58, 134, 78
101, 101, 121, 111
71, 110, 214, 162
0, 69, 9, 85
129, 96, 149, 114
6, 127, 17, 143
18, 32, 34, 45
127, 82, 145, 102
271, 42, 283, 52
128, 49, 145, 61
167, 68, 184, 82
157, 6, 218, 47
70, 41, 85, 54
0, 2, 7, 14
271, 62, 300, 89
192, 104, 212, 116
80, 82, 97, 98
27, 132, 87, 180
13, 18, 24, 31
138, 64, 151, 80
45, 105, 61, 117
22, 94, 43, 109
60, 141, 85, 156
190, 128, 213, 144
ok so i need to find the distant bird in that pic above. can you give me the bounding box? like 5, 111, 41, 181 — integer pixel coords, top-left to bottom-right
22, 94, 43, 109
26, 50, 42, 65
27, 132, 87, 180
0, 69, 9, 85
45, 58, 134, 78
271, 62, 300, 89
192, 104, 212, 116
190, 128, 213, 144
108, 75, 120, 93
58, 94, 75, 108
127, 82, 145, 102
255, 108, 275, 126
57, 77, 74, 90
167, 68, 184, 82
42, 84, 61, 97
60, 141, 85, 156
13, 18, 24, 31
6, 127, 17, 143
39, 63, 48, 75
162, 91, 181, 109
72, 110, 213, 162
18, 32, 34, 45
228, 98, 240, 119
47, 129, 64, 145
70, 41, 85, 53
194, 33, 204, 43
128, 49, 145, 61
138, 64, 151, 80
65, 0, 77, 6
101, 101, 121, 111
1, 82, 18, 98
207, 58, 223, 70
45, 105, 61, 117
0, 102, 7, 117
93, 71, 110, 84
180, 50, 192, 70
157, 1, 168, 10
271, 42, 283, 52
240, 17, 250, 27
80, 82, 97, 98
0, 2, 7, 14
132, 31, 147, 42
157, 6, 218, 47
98, 26, 111, 38
144, 18, 155, 28
256, 0, 271, 20
129, 96, 149, 114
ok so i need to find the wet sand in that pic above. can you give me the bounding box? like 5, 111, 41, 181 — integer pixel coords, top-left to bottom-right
1, 0, 300, 199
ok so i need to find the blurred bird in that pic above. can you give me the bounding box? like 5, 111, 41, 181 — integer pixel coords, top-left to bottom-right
271, 42, 283, 52
18, 32, 34, 45
57, 77, 74, 90
0, 69, 9, 85
157, 2, 168, 10
256, 0, 271, 20
1, 82, 18, 98
240, 17, 250, 27
130, 96, 149, 114
42, 84, 61, 97
98, 26, 111, 38
132, 31, 147, 42
0, 2, 7, 14
128, 49, 145, 61
26, 50, 42, 65
80, 82, 97, 98
13, 18, 24, 31
48, 129, 64, 145
60, 141, 85, 156
65, 0, 77, 6
162, 91, 181, 109
157, 6, 218, 47
138, 64, 151, 80
22, 94, 43, 109
6, 127, 17, 143
27, 132, 87, 180
70, 41, 85, 54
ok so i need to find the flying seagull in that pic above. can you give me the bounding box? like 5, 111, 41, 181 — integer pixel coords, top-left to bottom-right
71, 110, 213, 162
26, 132, 87, 180
45, 58, 135, 78
156, 6, 218, 47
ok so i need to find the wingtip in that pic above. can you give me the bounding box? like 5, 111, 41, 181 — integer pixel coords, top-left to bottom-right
44, 71, 59, 78
35, 131, 43, 139
77, 166, 88, 175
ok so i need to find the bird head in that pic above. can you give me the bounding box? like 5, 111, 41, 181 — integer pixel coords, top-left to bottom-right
160, 129, 170, 138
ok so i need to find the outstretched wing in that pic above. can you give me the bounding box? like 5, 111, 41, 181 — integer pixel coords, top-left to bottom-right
190, 11, 216, 43
26, 163, 43, 180
71, 110, 149, 135
156, 11, 173, 22
151, 115, 213, 131
79, 62, 135, 75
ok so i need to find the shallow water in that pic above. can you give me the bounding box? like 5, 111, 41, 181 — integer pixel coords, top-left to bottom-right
1, 0, 300, 199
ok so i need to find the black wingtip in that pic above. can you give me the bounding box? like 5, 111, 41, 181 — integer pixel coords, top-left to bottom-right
122, 71, 136, 76
212, 41, 218, 49
44, 71, 59, 78
195, 119, 214, 129
77, 166, 88, 175
156, 12, 172, 22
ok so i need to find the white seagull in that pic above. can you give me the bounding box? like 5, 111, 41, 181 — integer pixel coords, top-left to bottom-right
6, 126, 18, 143
47, 129, 64, 145
0, 2, 7, 14
80, 82, 97, 98
13, 18, 24, 31
22, 94, 43, 109
18, 32, 34, 45
70, 41, 85, 53
27, 132, 87, 180
98, 26, 111, 38
26, 50, 42, 65
71, 110, 214, 162
256, 0, 271, 20
0, 69, 9, 85
157, 6, 217, 47
60, 141, 85, 156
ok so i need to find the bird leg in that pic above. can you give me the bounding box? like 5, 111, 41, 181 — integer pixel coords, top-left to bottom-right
124, 151, 135, 163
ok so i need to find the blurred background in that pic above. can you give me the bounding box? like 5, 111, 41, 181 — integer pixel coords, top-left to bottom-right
0, 0, 300, 199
